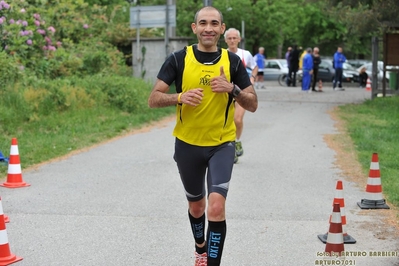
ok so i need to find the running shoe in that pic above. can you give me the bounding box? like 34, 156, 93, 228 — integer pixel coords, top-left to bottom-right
235, 141, 243, 157
194, 252, 207, 266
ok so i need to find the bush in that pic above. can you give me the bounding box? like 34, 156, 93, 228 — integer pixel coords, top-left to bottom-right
0, 74, 153, 124
0, 52, 24, 87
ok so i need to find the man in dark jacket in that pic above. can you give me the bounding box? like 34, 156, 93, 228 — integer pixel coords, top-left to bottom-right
311, 47, 321, 92
288, 45, 300, 86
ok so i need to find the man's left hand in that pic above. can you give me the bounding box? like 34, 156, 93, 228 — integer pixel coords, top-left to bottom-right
210, 66, 233, 93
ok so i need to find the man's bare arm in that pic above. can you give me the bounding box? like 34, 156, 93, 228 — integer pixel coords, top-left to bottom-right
148, 79, 175, 108
233, 85, 258, 113
148, 79, 204, 108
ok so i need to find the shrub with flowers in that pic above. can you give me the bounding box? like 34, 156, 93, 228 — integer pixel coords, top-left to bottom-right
0, 0, 130, 80
0, 1, 60, 70
0, 0, 152, 132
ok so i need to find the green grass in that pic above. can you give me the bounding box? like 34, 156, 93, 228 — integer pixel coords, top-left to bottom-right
337, 96, 399, 208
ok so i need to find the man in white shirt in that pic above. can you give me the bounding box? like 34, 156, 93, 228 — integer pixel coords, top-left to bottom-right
224, 28, 258, 163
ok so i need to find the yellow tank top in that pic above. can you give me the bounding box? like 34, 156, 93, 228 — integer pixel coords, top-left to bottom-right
173, 46, 236, 146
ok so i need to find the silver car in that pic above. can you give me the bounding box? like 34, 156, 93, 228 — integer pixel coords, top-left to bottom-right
263, 59, 289, 80
356, 61, 398, 82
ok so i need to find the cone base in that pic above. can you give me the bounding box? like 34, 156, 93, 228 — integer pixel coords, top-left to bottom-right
318, 233, 356, 244
0, 182, 30, 189
0, 254, 23, 266
357, 199, 389, 209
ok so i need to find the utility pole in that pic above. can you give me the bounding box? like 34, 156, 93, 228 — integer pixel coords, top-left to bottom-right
203, 0, 212, 6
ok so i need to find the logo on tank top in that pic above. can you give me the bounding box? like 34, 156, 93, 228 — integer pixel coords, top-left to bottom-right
199, 74, 211, 86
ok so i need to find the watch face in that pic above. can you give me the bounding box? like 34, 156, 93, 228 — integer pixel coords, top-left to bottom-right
233, 86, 241, 97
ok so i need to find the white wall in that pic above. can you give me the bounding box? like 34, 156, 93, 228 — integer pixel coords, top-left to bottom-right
131, 37, 192, 84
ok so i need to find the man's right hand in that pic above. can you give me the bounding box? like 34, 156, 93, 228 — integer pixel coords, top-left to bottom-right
180, 89, 204, 106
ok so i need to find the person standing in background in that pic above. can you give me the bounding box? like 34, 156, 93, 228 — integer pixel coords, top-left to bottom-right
301, 48, 313, 92
288, 45, 300, 87
299, 46, 307, 70
311, 47, 321, 92
359, 67, 368, 88
285, 47, 292, 68
333, 47, 347, 91
224, 28, 258, 163
254, 47, 266, 88
285, 47, 292, 86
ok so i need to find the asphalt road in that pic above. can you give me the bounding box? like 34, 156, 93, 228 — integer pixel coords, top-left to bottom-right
1, 81, 398, 266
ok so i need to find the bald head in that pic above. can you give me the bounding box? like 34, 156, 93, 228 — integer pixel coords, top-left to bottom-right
194, 6, 223, 24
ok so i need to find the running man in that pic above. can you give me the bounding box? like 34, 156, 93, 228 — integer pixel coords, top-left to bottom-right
224, 27, 258, 163
147, 6, 258, 266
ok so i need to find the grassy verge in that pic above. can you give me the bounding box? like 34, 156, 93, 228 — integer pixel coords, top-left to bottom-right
0, 74, 177, 178
336, 96, 399, 209
0, 105, 175, 178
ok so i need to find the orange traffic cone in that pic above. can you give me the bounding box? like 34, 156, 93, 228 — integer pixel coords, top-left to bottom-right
1, 138, 30, 188
318, 79, 323, 92
357, 153, 389, 209
0, 197, 22, 265
1, 200, 9, 224
318, 180, 356, 244
324, 203, 344, 257
366, 78, 371, 91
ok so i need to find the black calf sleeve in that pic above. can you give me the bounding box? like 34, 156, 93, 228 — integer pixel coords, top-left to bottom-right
188, 211, 206, 245
207, 220, 226, 266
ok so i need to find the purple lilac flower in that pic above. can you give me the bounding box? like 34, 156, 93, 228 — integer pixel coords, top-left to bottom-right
45, 36, 52, 44
83, 24, 89, 29
22, 20, 28, 27
47, 26, 55, 33
0, 18, 3, 24
26, 39, 32, 45
20, 8, 26, 13
34, 20, 40, 26
56, 41, 62, 47
48, 45, 56, 51
2, 2, 10, 9
9, 19, 14, 24
33, 13, 40, 20
37, 29, 46, 35
42, 46, 48, 50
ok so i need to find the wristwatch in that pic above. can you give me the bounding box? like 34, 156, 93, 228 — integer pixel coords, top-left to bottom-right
231, 84, 241, 97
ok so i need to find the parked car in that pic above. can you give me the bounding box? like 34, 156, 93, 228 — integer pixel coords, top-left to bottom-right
342, 62, 360, 83
347, 59, 370, 69
356, 61, 397, 83
263, 59, 289, 80
316, 59, 359, 83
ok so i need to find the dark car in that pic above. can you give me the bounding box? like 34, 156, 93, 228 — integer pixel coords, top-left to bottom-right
316, 60, 359, 83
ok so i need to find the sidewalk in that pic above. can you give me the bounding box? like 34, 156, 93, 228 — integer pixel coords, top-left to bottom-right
1, 82, 398, 265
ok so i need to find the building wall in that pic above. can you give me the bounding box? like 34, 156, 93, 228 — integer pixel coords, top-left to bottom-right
131, 37, 192, 84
